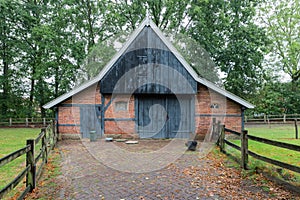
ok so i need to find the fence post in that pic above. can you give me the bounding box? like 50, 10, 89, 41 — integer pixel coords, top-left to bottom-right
241, 130, 248, 169
52, 120, 57, 146
210, 118, 216, 141
212, 118, 216, 133
217, 120, 221, 138
216, 122, 220, 146
264, 114, 266, 123
220, 125, 225, 153
295, 119, 298, 139
9, 118, 12, 126
43, 118, 46, 126
283, 114, 286, 123
41, 128, 48, 163
26, 118, 28, 127
26, 139, 36, 191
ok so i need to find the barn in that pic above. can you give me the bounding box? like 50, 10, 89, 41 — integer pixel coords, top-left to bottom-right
43, 17, 254, 140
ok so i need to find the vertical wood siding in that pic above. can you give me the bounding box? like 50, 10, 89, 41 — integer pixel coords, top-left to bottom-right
101, 27, 197, 94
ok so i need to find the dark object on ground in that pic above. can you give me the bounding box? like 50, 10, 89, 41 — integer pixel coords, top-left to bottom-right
186, 140, 197, 151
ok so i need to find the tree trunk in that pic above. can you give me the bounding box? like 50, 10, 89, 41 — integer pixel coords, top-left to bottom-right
1, 16, 9, 116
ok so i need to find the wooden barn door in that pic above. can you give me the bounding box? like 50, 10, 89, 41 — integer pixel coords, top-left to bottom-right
137, 96, 167, 138
80, 105, 101, 138
168, 96, 195, 138
137, 95, 194, 138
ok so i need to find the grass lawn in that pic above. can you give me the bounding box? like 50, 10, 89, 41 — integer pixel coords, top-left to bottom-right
0, 128, 40, 197
225, 124, 300, 186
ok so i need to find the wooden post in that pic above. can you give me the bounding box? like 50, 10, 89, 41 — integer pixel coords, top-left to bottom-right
26, 118, 28, 127
220, 125, 225, 153
283, 114, 286, 123
26, 139, 36, 191
241, 130, 248, 169
41, 128, 48, 163
210, 118, 216, 141
9, 118, 12, 126
43, 118, 46, 126
52, 120, 57, 146
216, 122, 220, 146
295, 119, 298, 139
217, 120, 221, 136
264, 114, 266, 123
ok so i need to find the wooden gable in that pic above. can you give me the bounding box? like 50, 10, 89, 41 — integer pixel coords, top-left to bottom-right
100, 26, 197, 94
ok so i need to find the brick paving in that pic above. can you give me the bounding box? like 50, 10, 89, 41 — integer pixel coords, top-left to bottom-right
53, 140, 296, 200
57, 140, 206, 199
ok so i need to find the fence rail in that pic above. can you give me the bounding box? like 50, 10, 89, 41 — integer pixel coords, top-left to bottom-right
0, 118, 54, 127
216, 124, 300, 175
0, 120, 57, 200
245, 114, 300, 124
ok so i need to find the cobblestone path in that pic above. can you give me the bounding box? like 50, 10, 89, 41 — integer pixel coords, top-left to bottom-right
51, 140, 297, 200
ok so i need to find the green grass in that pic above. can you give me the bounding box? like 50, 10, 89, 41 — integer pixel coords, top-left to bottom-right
0, 128, 40, 197
225, 124, 300, 186
246, 124, 297, 140
246, 124, 300, 166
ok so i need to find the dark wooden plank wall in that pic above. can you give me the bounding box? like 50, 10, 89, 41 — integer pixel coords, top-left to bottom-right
136, 95, 194, 138
80, 105, 101, 138
101, 27, 197, 94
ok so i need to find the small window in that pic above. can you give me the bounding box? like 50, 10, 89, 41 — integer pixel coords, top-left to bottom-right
210, 103, 219, 109
115, 101, 128, 111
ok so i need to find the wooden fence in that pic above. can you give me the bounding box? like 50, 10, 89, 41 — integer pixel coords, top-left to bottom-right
245, 113, 300, 124
216, 124, 300, 173
0, 120, 58, 199
0, 118, 54, 127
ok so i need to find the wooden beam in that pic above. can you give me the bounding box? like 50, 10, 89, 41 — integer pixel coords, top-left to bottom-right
247, 135, 300, 152
248, 150, 300, 174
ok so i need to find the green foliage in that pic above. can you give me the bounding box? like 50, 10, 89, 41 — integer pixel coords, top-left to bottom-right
75, 31, 133, 84
188, 0, 269, 97
249, 81, 300, 114
0, 0, 25, 117
0, 0, 297, 119
168, 32, 220, 84
259, 0, 300, 83
113, 0, 190, 32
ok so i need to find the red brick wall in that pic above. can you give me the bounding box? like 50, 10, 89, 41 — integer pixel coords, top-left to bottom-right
57, 84, 136, 138
58, 83, 101, 136
58, 106, 80, 133
57, 82, 243, 139
195, 84, 242, 138
104, 95, 136, 136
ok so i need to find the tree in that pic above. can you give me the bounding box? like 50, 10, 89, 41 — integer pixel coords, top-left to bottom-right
250, 80, 300, 115
168, 32, 220, 83
0, 0, 25, 117
64, 0, 117, 54
113, 0, 190, 33
259, 0, 300, 84
187, 0, 269, 97
76, 34, 118, 83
